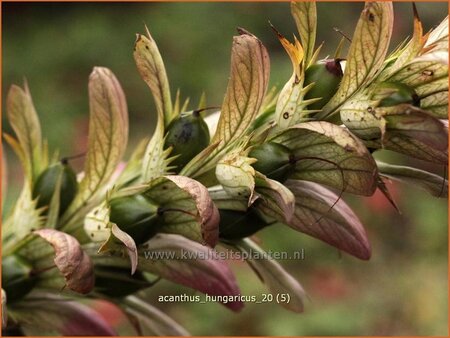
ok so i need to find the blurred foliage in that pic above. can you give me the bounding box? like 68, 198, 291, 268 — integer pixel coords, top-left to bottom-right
2, 2, 448, 336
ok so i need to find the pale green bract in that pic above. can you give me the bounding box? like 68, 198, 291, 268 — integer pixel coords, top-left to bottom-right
377, 161, 448, 198
216, 150, 257, 206
318, 2, 394, 120
61, 67, 129, 232
181, 29, 270, 179
253, 173, 295, 224
291, 1, 317, 68
6, 83, 45, 182
270, 121, 378, 196
133, 30, 175, 181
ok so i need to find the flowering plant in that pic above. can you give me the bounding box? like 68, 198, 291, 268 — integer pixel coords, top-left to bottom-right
2, 2, 448, 335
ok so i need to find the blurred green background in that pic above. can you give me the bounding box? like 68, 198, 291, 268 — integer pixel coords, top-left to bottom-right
2, 2, 448, 336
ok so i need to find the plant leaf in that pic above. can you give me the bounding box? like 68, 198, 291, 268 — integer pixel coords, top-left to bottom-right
216, 151, 257, 206
424, 16, 448, 54
62, 67, 128, 227
181, 29, 270, 178
134, 29, 175, 181
270, 121, 378, 195
11, 292, 116, 336
291, 1, 317, 67
382, 105, 448, 164
116, 138, 148, 187
420, 89, 448, 119
84, 201, 111, 242
254, 173, 295, 224
387, 59, 448, 119
143, 176, 219, 247
377, 161, 448, 197
273, 26, 312, 128
211, 28, 270, 147
2, 183, 45, 255
340, 89, 386, 141
99, 223, 139, 275
172, 89, 190, 117
233, 238, 306, 313
376, 175, 400, 212
384, 4, 425, 77
33, 229, 95, 294
123, 296, 190, 336
208, 185, 248, 211
141, 128, 172, 182
340, 90, 448, 162
6, 83, 43, 181
319, 2, 394, 120
165, 176, 220, 247
138, 233, 243, 311
85, 202, 141, 274
383, 15, 448, 119
388, 60, 447, 94
134, 27, 173, 126
285, 180, 371, 260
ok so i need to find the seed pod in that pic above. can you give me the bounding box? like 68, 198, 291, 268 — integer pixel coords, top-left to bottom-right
249, 142, 293, 182
32, 160, 78, 216
94, 266, 151, 297
109, 194, 161, 245
2, 255, 37, 302
304, 59, 344, 110
377, 82, 420, 107
164, 110, 210, 171
219, 208, 270, 240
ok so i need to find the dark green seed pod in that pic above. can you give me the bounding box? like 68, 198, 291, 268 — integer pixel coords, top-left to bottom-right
304, 59, 344, 110
32, 161, 78, 216
2, 255, 37, 303
219, 208, 270, 240
109, 194, 161, 245
94, 266, 151, 298
377, 82, 421, 107
164, 111, 210, 171
249, 142, 293, 182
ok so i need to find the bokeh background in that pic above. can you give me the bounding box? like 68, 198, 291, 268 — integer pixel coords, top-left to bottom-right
2, 2, 448, 336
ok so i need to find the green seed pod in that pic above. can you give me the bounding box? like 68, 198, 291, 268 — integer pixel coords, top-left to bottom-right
32, 160, 78, 216
94, 266, 151, 298
304, 59, 344, 110
164, 110, 210, 171
249, 142, 293, 182
2, 255, 37, 303
219, 208, 270, 240
377, 82, 420, 107
109, 194, 161, 244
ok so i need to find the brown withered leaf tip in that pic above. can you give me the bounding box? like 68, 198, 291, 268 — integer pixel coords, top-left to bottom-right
236, 27, 254, 37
